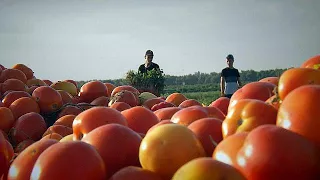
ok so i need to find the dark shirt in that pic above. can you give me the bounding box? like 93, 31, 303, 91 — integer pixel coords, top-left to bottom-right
138, 62, 160, 73
221, 67, 240, 82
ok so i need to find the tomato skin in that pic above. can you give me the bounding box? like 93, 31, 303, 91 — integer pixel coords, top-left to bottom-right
171, 106, 208, 126
278, 67, 320, 101
188, 118, 223, 156
301, 54, 320, 69
258, 76, 279, 86
121, 106, 159, 134
236, 125, 320, 180
139, 124, 206, 180
82, 124, 142, 178
222, 99, 277, 139
72, 107, 127, 140
172, 157, 246, 180
8, 139, 58, 180
277, 84, 320, 147
213, 132, 248, 168
229, 81, 275, 111
30, 141, 107, 180
209, 97, 230, 116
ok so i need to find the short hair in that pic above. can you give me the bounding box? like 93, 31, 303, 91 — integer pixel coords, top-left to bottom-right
145, 50, 154, 56
226, 54, 234, 60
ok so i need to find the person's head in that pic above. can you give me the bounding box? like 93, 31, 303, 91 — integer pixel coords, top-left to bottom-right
226, 54, 234, 68
145, 50, 154, 63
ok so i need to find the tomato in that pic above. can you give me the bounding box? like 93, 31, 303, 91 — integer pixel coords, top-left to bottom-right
188, 118, 223, 156
139, 124, 206, 180
12, 64, 34, 80
82, 124, 142, 178
0, 107, 15, 133
236, 124, 320, 180
178, 99, 202, 108
78, 80, 108, 103
90, 96, 109, 107
72, 107, 127, 140
209, 97, 230, 116
150, 101, 175, 111
109, 90, 138, 107
172, 157, 246, 180
8, 139, 58, 180
171, 106, 208, 126
277, 84, 320, 146
0, 69, 27, 84
153, 107, 181, 121
301, 54, 320, 69
121, 106, 159, 134
109, 102, 131, 112
229, 81, 275, 111
1, 79, 26, 94
258, 76, 279, 86
30, 141, 107, 180
109, 166, 163, 180
278, 67, 320, 100
222, 99, 277, 139
11, 112, 47, 144
32, 86, 63, 114
213, 132, 248, 167
165, 93, 187, 107
51, 81, 77, 96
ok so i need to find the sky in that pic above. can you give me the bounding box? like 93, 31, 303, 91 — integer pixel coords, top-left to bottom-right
0, 0, 319, 81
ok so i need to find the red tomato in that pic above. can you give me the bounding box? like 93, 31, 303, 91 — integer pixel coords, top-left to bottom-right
277, 84, 320, 146
82, 124, 142, 178
72, 107, 127, 140
171, 106, 208, 126
121, 106, 159, 134
237, 125, 320, 180
229, 81, 275, 111
188, 118, 223, 156
8, 139, 58, 180
30, 141, 107, 180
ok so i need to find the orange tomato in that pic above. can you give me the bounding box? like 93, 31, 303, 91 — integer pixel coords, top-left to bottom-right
139, 124, 206, 179
172, 157, 246, 180
222, 99, 277, 139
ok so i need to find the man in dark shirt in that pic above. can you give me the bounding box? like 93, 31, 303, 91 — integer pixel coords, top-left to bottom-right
138, 50, 160, 73
220, 54, 242, 98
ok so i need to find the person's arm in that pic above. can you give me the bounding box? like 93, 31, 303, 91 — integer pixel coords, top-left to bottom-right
236, 69, 242, 88
237, 77, 242, 88
220, 76, 225, 96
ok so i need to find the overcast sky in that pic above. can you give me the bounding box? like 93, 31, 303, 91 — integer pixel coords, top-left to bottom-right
0, 0, 319, 81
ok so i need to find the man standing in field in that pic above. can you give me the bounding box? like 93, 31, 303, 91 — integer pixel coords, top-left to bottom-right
220, 54, 242, 98
138, 50, 160, 73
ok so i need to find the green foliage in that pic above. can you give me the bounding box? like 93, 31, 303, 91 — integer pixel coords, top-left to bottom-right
125, 69, 166, 96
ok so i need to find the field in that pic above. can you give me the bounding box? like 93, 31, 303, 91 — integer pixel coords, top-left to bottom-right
163, 84, 221, 105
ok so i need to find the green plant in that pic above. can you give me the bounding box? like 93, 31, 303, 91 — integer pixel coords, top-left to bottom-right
125, 69, 166, 96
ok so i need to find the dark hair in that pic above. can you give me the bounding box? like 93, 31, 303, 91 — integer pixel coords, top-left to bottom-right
145, 50, 154, 56
226, 54, 234, 60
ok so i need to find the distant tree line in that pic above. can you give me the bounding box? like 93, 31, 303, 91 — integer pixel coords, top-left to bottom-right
77, 68, 288, 89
